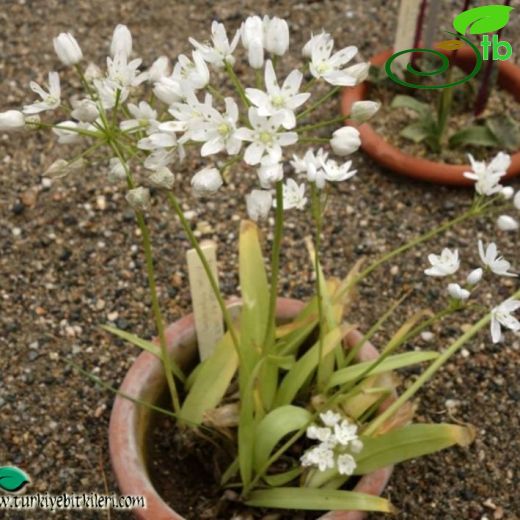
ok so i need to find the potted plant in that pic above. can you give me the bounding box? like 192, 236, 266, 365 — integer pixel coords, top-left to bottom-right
1, 16, 519, 519
341, 4, 520, 185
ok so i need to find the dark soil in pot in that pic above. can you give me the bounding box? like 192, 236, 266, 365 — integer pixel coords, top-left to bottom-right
149, 414, 363, 520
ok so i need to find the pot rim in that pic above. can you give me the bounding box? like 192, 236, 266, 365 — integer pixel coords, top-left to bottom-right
340, 46, 520, 185
109, 297, 393, 520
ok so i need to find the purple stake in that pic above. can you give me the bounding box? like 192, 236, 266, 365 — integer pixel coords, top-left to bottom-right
474, 0, 511, 116
411, 0, 428, 69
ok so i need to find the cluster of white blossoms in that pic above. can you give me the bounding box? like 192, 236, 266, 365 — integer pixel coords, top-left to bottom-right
0, 18, 379, 219
426, 151, 520, 344
300, 410, 363, 476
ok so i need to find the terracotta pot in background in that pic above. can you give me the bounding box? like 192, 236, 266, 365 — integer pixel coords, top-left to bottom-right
109, 298, 393, 520
341, 46, 520, 185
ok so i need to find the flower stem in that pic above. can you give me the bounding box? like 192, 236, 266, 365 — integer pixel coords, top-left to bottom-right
297, 86, 340, 120
298, 115, 348, 134
225, 62, 250, 111
364, 287, 520, 436
110, 142, 181, 414
263, 181, 284, 350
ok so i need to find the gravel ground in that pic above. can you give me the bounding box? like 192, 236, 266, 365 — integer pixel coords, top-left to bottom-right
1, 1, 519, 519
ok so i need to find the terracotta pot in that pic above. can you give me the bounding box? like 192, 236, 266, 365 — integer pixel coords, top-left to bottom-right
109, 298, 393, 520
341, 46, 520, 185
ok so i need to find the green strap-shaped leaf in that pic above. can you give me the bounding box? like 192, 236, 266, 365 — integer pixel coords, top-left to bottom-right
179, 332, 237, 425
391, 95, 430, 116
274, 326, 345, 407
0, 467, 30, 493
101, 325, 185, 382
355, 423, 475, 474
449, 125, 498, 148
245, 487, 395, 513
326, 351, 439, 390
254, 405, 312, 472
263, 467, 303, 487
453, 5, 514, 35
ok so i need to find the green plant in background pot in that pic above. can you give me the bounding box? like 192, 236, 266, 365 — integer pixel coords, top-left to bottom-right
1, 15, 520, 517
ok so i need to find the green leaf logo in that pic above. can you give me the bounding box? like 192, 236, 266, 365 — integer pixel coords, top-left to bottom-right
453, 5, 514, 35
0, 466, 30, 493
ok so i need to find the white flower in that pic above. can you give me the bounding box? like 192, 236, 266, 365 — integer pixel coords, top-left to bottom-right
278, 179, 307, 210
121, 101, 158, 133
490, 299, 520, 343
306, 425, 332, 443
514, 191, 520, 210
501, 186, 514, 200
257, 157, 284, 188
263, 16, 289, 56
148, 166, 175, 190
478, 240, 516, 277
334, 419, 359, 446
0, 110, 25, 131
350, 100, 380, 122
53, 32, 82, 66
346, 62, 370, 83
111, 24, 132, 58
337, 453, 357, 476
463, 152, 510, 196
191, 167, 223, 196
173, 51, 210, 90
309, 157, 356, 189
108, 157, 126, 182
291, 148, 329, 175
320, 410, 342, 427
188, 97, 241, 156
143, 149, 176, 171
448, 283, 470, 301
189, 21, 240, 68
466, 268, 483, 285
153, 77, 183, 105
246, 190, 272, 221
235, 108, 298, 165
126, 187, 150, 211
138, 132, 178, 151
147, 56, 170, 82
307, 32, 361, 86
330, 127, 361, 156
497, 215, 519, 232
23, 72, 61, 114
52, 120, 85, 144
350, 438, 363, 454
93, 78, 129, 110
71, 98, 99, 123
424, 248, 460, 277
245, 60, 310, 129
107, 52, 146, 88
241, 16, 265, 69
300, 444, 335, 472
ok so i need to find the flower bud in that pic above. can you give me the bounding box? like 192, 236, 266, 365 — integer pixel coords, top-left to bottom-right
263, 16, 289, 56
330, 127, 361, 156
0, 110, 25, 131
111, 24, 132, 58
153, 78, 183, 105
85, 62, 102, 81
53, 32, 83, 66
148, 167, 175, 190
241, 16, 264, 69
350, 101, 380, 122
191, 167, 223, 196
126, 186, 150, 211
514, 191, 520, 210
71, 99, 99, 122
108, 157, 127, 182
246, 190, 272, 221
52, 120, 82, 144
46, 158, 84, 178
258, 158, 283, 188
148, 56, 170, 82
466, 268, 483, 285
501, 186, 514, 200
448, 283, 470, 301
497, 215, 519, 231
